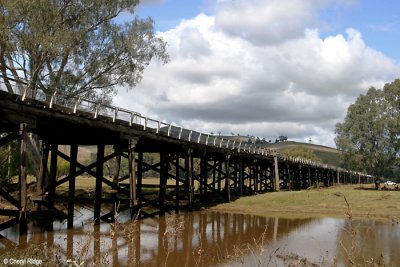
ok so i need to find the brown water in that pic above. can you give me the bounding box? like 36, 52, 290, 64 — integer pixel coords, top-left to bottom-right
0, 208, 399, 266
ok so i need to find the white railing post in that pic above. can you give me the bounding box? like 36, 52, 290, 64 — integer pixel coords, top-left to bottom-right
157, 121, 160, 133
168, 124, 172, 136
113, 108, 118, 122
178, 127, 183, 139
188, 130, 193, 141
197, 132, 202, 143
94, 102, 101, 119
73, 97, 81, 114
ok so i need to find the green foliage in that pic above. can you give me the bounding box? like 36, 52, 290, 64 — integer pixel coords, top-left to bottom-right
45, 155, 70, 177
0, 0, 169, 101
281, 147, 320, 162
57, 158, 70, 177
335, 79, 400, 176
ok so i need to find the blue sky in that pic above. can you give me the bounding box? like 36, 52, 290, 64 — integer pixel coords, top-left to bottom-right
136, 0, 400, 62
136, 0, 210, 31
115, 0, 400, 147
319, 0, 400, 62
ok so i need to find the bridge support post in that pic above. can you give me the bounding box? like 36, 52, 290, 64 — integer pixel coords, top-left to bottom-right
137, 151, 143, 210
18, 123, 28, 235
37, 142, 49, 195
129, 139, 138, 218
200, 154, 208, 200
112, 145, 122, 185
159, 151, 168, 215
225, 155, 231, 202
94, 144, 104, 224
253, 159, 258, 194
231, 161, 238, 192
286, 164, 292, 190
111, 144, 123, 220
48, 144, 58, 208
185, 149, 194, 210
238, 157, 243, 196
175, 155, 180, 213
324, 170, 329, 187
67, 144, 78, 229
273, 156, 280, 192
212, 160, 217, 192
217, 160, 222, 191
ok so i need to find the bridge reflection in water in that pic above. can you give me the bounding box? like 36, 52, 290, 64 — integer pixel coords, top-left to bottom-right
1, 209, 399, 266
0, 209, 312, 266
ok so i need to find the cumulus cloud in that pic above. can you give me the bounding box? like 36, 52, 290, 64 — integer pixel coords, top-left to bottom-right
214, 0, 318, 45
115, 0, 400, 147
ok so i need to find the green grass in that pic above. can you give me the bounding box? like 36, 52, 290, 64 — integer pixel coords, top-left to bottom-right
212, 184, 400, 222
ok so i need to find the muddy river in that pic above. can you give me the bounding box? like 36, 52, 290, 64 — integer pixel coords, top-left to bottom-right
0, 207, 399, 266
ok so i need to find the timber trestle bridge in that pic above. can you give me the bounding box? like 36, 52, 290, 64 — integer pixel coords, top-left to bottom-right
0, 89, 370, 235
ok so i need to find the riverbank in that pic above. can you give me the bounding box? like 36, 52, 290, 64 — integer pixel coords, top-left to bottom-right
210, 184, 400, 222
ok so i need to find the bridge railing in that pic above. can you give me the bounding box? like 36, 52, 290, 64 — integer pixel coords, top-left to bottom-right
1, 85, 356, 172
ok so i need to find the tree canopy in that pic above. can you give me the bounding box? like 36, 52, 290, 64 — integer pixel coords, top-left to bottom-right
0, 0, 169, 103
335, 79, 400, 177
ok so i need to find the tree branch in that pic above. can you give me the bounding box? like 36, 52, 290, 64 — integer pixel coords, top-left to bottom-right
0, 47, 14, 93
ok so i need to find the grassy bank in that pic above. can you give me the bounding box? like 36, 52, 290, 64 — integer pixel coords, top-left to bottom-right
211, 184, 400, 222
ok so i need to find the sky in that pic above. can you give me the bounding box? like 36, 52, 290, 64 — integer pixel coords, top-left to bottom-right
114, 0, 400, 148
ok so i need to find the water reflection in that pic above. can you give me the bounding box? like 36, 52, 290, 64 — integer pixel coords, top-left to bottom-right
337, 220, 400, 266
0, 209, 399, 266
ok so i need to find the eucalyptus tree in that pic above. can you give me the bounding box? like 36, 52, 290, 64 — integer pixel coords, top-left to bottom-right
0, 0, 169, 102
0, 0, 169, 178
335, 80, 400, 177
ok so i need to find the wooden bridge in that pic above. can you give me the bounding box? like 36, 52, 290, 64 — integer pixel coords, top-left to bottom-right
0, 88, 371, 235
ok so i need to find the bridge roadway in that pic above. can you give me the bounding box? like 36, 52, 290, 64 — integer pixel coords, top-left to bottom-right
0, 89, 370, 234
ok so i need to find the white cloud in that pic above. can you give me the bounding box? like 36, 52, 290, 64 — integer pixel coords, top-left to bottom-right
214, 0, 318, 45
115, 0, 400, 148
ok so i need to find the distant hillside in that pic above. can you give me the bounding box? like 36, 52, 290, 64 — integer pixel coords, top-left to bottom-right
264, 141, 341, 167
221, 137, 342, 167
